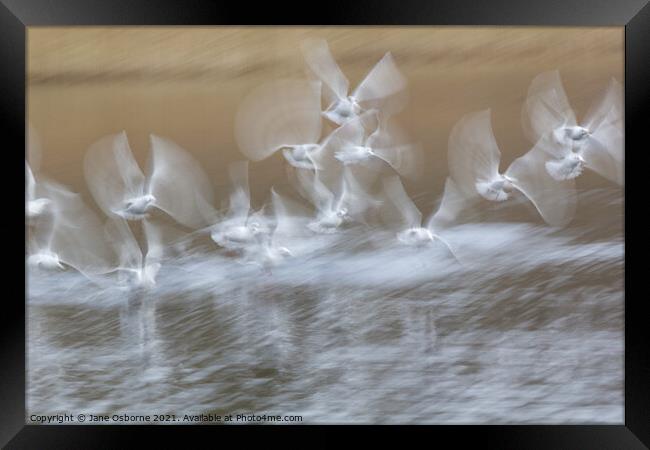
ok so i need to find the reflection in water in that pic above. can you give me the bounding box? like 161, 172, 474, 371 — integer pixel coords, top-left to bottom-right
27, 189, 623, 424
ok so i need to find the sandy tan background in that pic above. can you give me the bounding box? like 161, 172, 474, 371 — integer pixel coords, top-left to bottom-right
27, 27, 623, 207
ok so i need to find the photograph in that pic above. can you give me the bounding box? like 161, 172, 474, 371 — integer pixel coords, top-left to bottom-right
26, 26, 624, 425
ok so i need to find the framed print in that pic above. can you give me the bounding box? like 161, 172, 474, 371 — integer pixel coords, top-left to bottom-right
2, 0, 648, 446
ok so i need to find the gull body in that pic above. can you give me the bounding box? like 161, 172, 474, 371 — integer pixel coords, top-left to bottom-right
28, 251, 65, 270
544, 151, 586, 181
334, 145, 375, 164
397, 227, 434, 246
27, 198, 52, 219
323, 96, 362, 125
308, 208, 350, 234
114, 194, 157, 220
212, 220, 267, 249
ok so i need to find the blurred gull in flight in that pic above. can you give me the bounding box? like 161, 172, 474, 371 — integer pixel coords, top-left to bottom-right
448, 109, 577, 227
380, 175, 459, 261
330, 110, 422, 180
234, 79, 324, 168
521, 70, 623, 184
209, 161, 272, 251
238, 189, 301, 274
84, 132, 214, 228
27, 179, 116, 278
294, 165, 381, 234
300, 38, 408, 125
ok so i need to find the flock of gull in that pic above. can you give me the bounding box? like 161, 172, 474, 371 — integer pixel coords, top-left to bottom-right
26, 39, 624, 289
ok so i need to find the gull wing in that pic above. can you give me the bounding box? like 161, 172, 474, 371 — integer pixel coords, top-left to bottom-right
581, 133, 623, 185
448, 109, 502, 195
300, 38, 350, 104
581, 79, 624, 185
226, 160, 251, 225
234, 79, 323, 161
505, 143, 577, 228
583, 77, 623, 133
367, 118, 422, 180
336, 166, 382, 219
309, 113, 374, 187
294, 168, 335, 214
83, 131, 146, 217
521, 70, 577, 143
270, 188, 310, 239
146, 134, 215, 229
26, 161, 36, 202
142, 218, 164, 264
380, 176, 422, 230
352, 52, 408, 105
104, 217, 143, 272
427, 177, 474, 230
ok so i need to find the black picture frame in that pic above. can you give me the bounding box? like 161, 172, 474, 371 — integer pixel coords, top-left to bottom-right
3, 0, 648, 446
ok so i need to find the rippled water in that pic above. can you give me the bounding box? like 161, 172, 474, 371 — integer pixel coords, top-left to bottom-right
27, 189, 623, 424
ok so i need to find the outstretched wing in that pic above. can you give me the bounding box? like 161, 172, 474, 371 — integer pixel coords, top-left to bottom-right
581, 78, 624, 185
142, 218, 164, 264
380, 176, 422, 230
583, 77, 623, 133
83, 131, 146, 217
336, 166, 382, 219
104, 217, 143, 272
368, 117, 422, 180
352, 52, 408, 105
505, 143, 577, 228
225, 160, 251, 225
234, 79, 323, 161
26, 161, 37, 202
270, 188, 310, 239
581, 133, 623, 185
521, 70, 577, 143
300, 38, 350, 105
448, 109, 502, 195
427, 177, 474, 230
146, 134, 215, 229
294, 168, 335, 215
